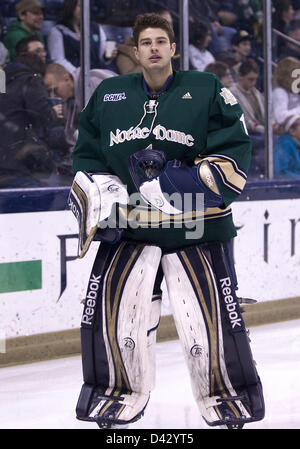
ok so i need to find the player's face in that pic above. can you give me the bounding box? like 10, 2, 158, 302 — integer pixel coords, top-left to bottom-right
134, 28, 176, 73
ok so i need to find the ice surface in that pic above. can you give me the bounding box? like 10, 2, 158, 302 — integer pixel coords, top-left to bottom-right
0, 319, 299, 429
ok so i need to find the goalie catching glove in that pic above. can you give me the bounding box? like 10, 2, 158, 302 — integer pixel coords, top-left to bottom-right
68, 171, 129, 258
128, 149, 224, 215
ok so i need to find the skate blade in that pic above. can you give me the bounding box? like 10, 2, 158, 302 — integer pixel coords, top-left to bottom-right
215, 424, 244, 429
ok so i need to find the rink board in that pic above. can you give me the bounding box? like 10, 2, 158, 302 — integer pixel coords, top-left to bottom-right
0, 185, 300, 343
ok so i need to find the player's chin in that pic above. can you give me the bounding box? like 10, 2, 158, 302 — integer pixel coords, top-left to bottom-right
148, 60, 164, 69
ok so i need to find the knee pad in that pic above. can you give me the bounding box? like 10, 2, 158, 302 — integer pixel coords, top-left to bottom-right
76, 241, 162, 428
161, 241, 265, 428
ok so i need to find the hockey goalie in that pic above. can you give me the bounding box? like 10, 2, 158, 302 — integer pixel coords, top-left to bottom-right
68, 13, 265, 430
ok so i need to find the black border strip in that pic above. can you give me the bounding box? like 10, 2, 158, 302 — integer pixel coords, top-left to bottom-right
1, 179, 300, 214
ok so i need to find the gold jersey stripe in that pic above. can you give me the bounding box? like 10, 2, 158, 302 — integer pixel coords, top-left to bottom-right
118, 204, 232, 227
201, 153, 247, 178
211, 163, 243, 195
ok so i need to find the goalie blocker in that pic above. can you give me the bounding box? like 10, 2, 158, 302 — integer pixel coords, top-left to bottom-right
75, 239, 264, 429
128, 148, 224, 215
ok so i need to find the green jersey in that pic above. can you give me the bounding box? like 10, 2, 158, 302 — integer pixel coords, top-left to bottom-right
73, 70, 251, 250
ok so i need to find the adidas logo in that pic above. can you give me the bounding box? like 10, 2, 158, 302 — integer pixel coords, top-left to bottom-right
182, 92, 192, 99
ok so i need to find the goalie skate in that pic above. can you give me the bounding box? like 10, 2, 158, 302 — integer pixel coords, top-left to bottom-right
76, 384, 148, 429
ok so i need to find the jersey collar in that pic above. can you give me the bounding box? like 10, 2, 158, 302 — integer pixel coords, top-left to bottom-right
142, 73, 174, 99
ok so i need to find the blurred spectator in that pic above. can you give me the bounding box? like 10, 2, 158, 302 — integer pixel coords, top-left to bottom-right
188, 0, 219, 24
0, 14, 9, 68
156, 9, 174, 25
230, 59, 265, 135
293, 0, 300, 19
274, 114, 300, 177
229, 29, 253, 61
97, 0, 147, 28
273, 0, 295, 33
236, 0, 263, 35
230, 58, 266, 177
146, 0, 218, 38
17, 36, 69, 160
3, 0, 45, 62
116, 36, 142, 74
209, 25, 237, 61
185, 1, 236, 61
235, 1, 264, 59
0, 40, 63, 188
47, 0, 114, 75
145, 1, 226, 64
44, 63, 116, 150
95, 0, 147, 45
16, 35, 47, 63
279, 20, 300, 58
189, 21, 215, 72
222, 30, 253, 81
204, 61, 233, 87
273, 0, 296, 58
216, 2, 239, 27
16, 36, 63, 122
273, 56, 300, 125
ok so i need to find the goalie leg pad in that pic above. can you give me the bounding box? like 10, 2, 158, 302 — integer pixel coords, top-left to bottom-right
161, 241, 265, 427
76, 240, 162, 427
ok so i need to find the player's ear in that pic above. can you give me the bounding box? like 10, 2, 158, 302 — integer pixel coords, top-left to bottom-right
134, 46, 139, 61
171, 42, 176, 56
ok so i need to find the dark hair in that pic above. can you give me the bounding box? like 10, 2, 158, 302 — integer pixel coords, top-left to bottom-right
189, 21, 211, 50
16, 35, 42, 56
274, 0, 293, 15
238, 58, 259, 76
56, 0, 78, 28
205, 61, 230, 79
133, 13, 175, 46
15, 52, 46, 76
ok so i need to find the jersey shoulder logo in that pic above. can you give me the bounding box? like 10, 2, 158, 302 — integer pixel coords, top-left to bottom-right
103, 92, 126, 102
220, 87, 238, 106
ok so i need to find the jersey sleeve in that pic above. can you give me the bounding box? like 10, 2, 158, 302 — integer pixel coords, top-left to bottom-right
195, 76, 251, 207
72, 88, 110, 174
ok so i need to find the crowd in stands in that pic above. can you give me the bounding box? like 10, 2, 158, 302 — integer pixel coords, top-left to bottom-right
0, 0, 300, 188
